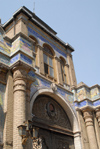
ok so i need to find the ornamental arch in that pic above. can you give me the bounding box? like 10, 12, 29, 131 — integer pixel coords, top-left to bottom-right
30, 88, 82, 149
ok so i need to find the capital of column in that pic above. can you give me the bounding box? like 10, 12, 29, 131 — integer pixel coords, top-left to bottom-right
83, 110, 93, 127
13, 66, 28, 80
13, 66, 28, 93
96, 109, 100, 127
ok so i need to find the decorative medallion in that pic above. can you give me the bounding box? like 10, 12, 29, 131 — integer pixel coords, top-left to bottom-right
46, 102, 56, 118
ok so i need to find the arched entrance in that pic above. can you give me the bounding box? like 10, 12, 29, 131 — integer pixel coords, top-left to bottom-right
30, 88, 82, 149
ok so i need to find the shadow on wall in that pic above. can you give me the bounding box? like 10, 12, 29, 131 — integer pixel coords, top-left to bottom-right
0, 104, 5, 149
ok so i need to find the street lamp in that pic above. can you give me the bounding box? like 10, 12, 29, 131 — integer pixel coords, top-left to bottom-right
18, 120, 39, 145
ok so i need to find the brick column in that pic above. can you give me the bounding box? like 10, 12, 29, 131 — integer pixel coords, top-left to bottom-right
83, 110, 98, 149
13, 66, 27, 149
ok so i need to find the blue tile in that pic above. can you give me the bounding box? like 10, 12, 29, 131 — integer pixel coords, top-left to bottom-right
20, 54, 32, 65
93, 100, 100, 106
10, 54, 19, 64
28, 71, 35, 78
0, 54, 10, 65
28, 27, 67, 58
79, 100, 87, 107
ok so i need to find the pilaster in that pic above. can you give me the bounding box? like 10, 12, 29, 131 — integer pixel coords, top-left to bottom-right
83, 110, 98, 149
67, 53, 77, 88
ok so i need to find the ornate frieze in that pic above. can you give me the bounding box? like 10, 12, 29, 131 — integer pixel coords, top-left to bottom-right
27, 26, 67, 58
73, 84, 100, 110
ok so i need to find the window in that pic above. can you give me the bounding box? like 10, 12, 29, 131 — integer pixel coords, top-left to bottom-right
60, 58, 67, 83
43, 45, 54, 77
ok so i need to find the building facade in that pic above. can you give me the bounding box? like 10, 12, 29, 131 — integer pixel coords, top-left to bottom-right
0, 6, 100, 149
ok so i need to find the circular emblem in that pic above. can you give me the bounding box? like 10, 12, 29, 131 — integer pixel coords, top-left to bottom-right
47, 102, 56, 117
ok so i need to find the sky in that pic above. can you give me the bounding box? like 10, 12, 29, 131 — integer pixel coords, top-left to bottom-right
0, 0, 100, 87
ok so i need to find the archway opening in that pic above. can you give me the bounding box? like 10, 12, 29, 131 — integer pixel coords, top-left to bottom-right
32, 95, 74, 149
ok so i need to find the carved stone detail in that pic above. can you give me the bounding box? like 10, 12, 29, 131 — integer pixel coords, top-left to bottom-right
83, 110, 93, 126
83, 110, 98, 149
32, 95, 71, 130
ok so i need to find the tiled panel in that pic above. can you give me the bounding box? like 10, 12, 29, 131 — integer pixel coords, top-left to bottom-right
0, 54, 10, 65
20, 54, 32, 65
93, 100, 100, 107
91, 88, 100, 100
30, 72, 74, 105
28, 26, 67, 58
87, 100, 93, 106
10, 54, 19, 64
11, 38, 20, 54
11, 37, 32, 56
77, 88, 86, 101
28, 71, 35, 78
79, 100, 87, 108
0, 41, 10, 55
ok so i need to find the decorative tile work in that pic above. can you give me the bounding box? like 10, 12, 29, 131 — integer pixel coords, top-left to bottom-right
28, 26, 67, 58
74, 102, 78, 107
30, 73, 74, 104
28, 71, 35, 78
10, 53, 33, 66
78, 100, 87, 108
11, 38, 20, 54
28, 23, 66, 51
75, 99, 100, 108
0, 54, 10, 65
34, 76, 51, 88
93, 100, 100, 107
91, 88, 100, 100
6, 42, 11, 47
11, 37, 32, 56
19, 38, 32, 55
0, 41, 10, 54
57, 88, 74, 104
87, 100, 93, 106
0, 83, 6, 143
20, 54, 32, 65
10, 54, 19, 64
77, 88, 86, 101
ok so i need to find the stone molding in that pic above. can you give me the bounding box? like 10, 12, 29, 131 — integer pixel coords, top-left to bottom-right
83, 110, 93, 127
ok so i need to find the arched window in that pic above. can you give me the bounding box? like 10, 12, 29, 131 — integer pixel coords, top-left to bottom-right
43, 45, 54, 77
60, 57, 67, 83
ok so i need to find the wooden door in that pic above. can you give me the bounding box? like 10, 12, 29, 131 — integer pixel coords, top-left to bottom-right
33, 128, 74, 149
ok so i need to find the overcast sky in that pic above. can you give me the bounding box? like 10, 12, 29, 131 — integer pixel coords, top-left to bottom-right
0, 0, 100, 87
